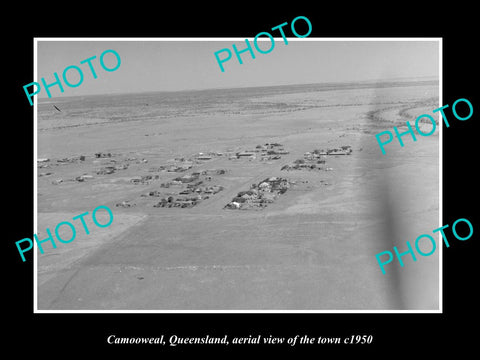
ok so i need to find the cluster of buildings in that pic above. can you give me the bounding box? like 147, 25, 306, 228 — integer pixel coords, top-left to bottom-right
37, 155, 86, 169
41, 142, 354, 211
281, 159, 329, 171
281, 145, 352, 171
152, 183, 224, 209
158, 169, 226, 188
227, 143, 289, 161
74, 174, 93, 182
115, 200, 136, 208
153, 195, 201, 208
310, 146, 352, 156
148, 156, 195, 173
193, 151, 224, 161
38, 154, 91, 184
146, 153, 222, 173
39, 152, 137, 184
94, 152, 113, 158
96, 166, 116, 175
130, 174, 160, 185
144, 169, 227, 209
96, 162, 129, 175
224, 177, 291, 210
149, 163, 192, 173
281, 153, 328, 171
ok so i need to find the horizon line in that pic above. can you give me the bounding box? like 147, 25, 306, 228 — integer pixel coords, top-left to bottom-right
36, 75, 439, 102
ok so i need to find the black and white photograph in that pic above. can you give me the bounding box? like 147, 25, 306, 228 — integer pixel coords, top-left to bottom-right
34, 39, 440, 311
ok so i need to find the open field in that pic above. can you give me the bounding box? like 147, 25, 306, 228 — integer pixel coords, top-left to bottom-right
37, 79, 439, 310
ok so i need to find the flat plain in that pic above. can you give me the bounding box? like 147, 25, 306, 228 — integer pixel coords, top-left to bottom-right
36, 79, 439, 310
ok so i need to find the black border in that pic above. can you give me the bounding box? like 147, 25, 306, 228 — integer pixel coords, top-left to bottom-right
6, 5, 478, 355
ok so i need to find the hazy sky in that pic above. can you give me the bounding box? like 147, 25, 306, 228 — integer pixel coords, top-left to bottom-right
36, 39, 440, 98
